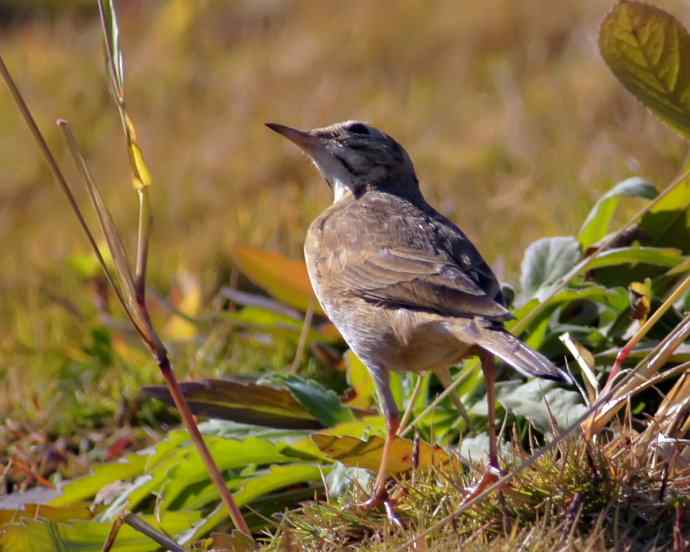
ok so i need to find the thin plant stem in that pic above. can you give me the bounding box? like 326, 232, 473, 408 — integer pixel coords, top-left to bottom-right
135, 188, 152, 301
603, 272, 690, 393
400, 372, 464, 438
290, 302, 314, 373
398, 375, 424, 435
157, 353, 251, 537
0, 54, 252, 541
124, 513, 185, 552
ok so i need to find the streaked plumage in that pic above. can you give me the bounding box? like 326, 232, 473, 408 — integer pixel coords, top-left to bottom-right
267, 120, 571, 507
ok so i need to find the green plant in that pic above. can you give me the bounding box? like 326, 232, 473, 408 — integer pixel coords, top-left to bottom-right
3, 1, 690, 550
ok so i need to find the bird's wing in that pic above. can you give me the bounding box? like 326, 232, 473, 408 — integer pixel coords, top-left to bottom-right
340, 246, 512, 320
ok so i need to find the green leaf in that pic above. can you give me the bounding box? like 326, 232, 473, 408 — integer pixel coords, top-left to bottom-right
142, 377, 324, 430
519, 236, 582, 301
49, 454, 147, 507
178, 464, 326, 544
0, 511, 201, 552
578, 177, 657, 249
639, 172, 690, 252
156, 438, 292, 512
123, 436, 291, 512
587, 246, 685, 270
283, 376, 356, 427
600, 1, 690, 138
496, 380, 587, 434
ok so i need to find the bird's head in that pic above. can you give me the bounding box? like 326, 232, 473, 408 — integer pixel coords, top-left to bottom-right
266, 120, 420, 202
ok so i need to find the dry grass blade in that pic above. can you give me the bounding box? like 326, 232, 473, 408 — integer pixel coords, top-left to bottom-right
57, 120, 153, 343
98, 0, 153, 296
0, 9, 253, 544
396, 346, 690, 550
560, 333, 598, 404
134, 188, 152, 299
98, 0, 124, 100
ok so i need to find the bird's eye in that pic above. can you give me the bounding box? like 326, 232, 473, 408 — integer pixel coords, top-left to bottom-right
347, 123, 370, 135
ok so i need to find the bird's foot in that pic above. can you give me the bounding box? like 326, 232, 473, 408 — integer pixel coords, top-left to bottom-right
462, 465, 505, 505
355, 485, 389, 511
354, 487, 402, 526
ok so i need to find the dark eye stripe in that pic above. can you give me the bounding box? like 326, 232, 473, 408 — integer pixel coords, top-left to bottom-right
347, 123, 369, 135
334, 153, 362, 176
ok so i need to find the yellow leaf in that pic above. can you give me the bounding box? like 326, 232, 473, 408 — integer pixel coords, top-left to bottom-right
344, 350, 376, 409
130, 142, 152, 189
230, 245, 323, 314
312, 433, 450, 475
164, 270, 201, 340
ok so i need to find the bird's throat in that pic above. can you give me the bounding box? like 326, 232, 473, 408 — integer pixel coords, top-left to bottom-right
332, 179, 352, 203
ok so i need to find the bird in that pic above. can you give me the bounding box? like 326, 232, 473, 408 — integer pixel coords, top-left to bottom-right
266, 120, 572, 507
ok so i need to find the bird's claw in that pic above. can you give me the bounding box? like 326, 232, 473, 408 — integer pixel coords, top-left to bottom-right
354, 492, 402, 527
355, 485, 389, 511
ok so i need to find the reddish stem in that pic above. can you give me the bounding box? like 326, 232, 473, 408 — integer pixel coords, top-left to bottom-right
603, 339, 635, 394
157, 353, 251, 539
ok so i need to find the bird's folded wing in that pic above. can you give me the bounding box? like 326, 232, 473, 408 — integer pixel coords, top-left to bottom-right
340, 246, 512, 320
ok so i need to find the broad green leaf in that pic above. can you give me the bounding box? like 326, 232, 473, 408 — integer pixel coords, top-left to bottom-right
600, 2, 690, 138
156, 438, 293, 512
124, 437, 291, 511
519, 236, 582, 301
578, 177, 657, 249
496, 380, 587, 434
283, 376, 356, 427
142, 377, 324, 430
651, 174, 690, 213
325, 462, 373, 498
0, 511, 201, 552
459, 433, 511, 464
454, 358, 484, 399
49, 454, 147, 507
639, 172, 690, 252
311, 433, 450, 474
587, 246, 684, 270
229, 246, 323, 314
178, 464, 326, 544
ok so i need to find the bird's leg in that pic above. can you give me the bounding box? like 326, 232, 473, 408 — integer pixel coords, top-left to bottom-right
482, 352, 499, 471
359, 366, 400, 510
462, 351, 503, 503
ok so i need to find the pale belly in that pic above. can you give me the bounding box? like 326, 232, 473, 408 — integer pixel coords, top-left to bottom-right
307, 258, 467, 373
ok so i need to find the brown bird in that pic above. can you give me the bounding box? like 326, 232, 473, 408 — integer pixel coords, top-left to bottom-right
267, 120, 571, 507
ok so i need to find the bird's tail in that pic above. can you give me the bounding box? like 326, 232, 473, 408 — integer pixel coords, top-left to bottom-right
447, 319, 572, 385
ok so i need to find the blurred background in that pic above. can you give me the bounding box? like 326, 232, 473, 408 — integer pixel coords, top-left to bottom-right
0, 0, 688, 435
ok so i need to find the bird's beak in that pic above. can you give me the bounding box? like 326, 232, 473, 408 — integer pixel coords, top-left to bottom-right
265, 123, 323, 156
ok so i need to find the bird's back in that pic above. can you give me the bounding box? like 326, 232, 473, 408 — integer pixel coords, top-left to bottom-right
305, 190, 507, 320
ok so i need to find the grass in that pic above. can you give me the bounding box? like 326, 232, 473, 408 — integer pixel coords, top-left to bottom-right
260, 429, 690, 551
2, 1, 690, 549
